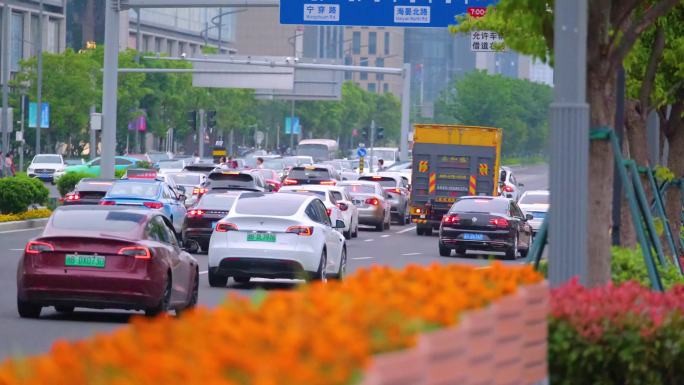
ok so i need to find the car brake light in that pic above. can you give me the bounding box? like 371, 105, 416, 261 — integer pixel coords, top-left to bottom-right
143, 201, 164, 209
215, 222, 238, 232
365, 198, 380, 206
286, 226, 314, 236
192, 187, 208, 195
65, 193, 81, 201
386, 188, 402, 194
25, 241, 54, 254
326, 208, 332, 217
442, 214, 460, 224
188, 209, 205, 217
489, 217, 509, 228
320, 180, 336, 186
99, 200, 116, 206
119, 246, 151, 259
503, 185, 514, 193
283, 178, 298, 185
337, 202, 349, 211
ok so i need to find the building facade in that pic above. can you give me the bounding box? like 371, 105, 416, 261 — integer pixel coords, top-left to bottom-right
234, 8, 302, 57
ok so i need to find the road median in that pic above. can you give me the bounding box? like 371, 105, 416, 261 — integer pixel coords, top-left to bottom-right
0, 218, 49, 232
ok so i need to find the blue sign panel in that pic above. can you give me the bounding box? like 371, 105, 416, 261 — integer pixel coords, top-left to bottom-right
28, 102, 49, 128
357, 147, 367, 157
285, 116, 301, 135
280, 0, 496, 28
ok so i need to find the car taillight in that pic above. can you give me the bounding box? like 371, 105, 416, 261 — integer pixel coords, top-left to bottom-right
192, 187, 208, 195
337, 202, 348, 211
188, 209, 205, 217
65, 193, 80, 201
99, 200, 116, 206
283, 178, 298, 185
489, 217, 510, 228
119, 246, 151, 259
442, 214, 460, 224
503, 185, 514, 193
320, 180, 336, 186
25, 241, 54, 254
143, 201, 164, 209
286, 226, 314, 236
365, 198, 380, 206
386, 188, 402, 194
326, 208, 332, 217
215, 222, 238, 232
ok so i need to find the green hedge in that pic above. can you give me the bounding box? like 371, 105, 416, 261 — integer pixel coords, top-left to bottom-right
56, 172, 96, 197
0, 176, 50, 214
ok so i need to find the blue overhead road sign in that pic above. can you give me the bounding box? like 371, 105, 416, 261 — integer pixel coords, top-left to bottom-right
280, 0, 497, 28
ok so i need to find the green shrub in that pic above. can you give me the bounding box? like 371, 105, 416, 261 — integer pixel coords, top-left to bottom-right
136, 161, 153, 169
56, 172, 96, 197
0, 178, 34, 214
115, 169, 126, 179
15, 174, 49, 206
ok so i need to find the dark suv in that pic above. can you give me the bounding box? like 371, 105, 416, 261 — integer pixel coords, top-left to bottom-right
283, 165, 340, 186
62, 178, 115, 205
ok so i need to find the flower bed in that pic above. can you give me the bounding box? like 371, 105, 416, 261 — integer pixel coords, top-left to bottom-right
549, 279, 684, 385
0, 263, 545, 385
0, 208, 52, 223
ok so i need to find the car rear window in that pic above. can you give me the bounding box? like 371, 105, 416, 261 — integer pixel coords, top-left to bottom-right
450, 199, 509, 215
169, 174, 201, 186
520, 194, 549, 205
51, 210, 146, 232
198, 194, 239, 210
108, 182, 160, 199
234, 194, 303, 216
288, 167, 331, 180
209, 173, 253, 182
359, 176, 396, 188
341, 184, 375, 194
76, 180, 114, 192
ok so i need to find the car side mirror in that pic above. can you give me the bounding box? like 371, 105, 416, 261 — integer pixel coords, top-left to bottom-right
525, 213, 534, 221
334, 219, 345, 229
518, 183, 525, 188
500, 173, 507, 183
267, 184, 276, 192
179, 194, 187, 201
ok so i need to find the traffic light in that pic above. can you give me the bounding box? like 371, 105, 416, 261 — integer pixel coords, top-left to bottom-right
187, 111, 197, 131
206, 110, 217, 130
376, 127, 385, 140
361, 127, 369, 140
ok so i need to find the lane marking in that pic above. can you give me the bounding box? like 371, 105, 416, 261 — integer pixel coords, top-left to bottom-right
199, 271, 208, 275
9, 248, 23, 251
364, 239, 374, 242
352, 257, 373, 260
396, 226, 416, 234
380, 235, 391, 238
402, 252, 421, 256
0, 227, 45, 234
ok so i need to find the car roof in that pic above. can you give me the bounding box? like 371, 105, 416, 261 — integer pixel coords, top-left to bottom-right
340, 180, 379, 185
239, 191, 314, 204
458, 196, 508, 202
523, 190, 549, 195
44, 206, 160, 237
113, 178, 162, 185
280, 185, 336, 192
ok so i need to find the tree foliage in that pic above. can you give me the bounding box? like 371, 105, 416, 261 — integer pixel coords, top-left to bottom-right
434, 71, 552, 156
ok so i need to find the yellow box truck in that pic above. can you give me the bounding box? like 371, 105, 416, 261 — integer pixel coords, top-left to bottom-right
410, 124, 503, 235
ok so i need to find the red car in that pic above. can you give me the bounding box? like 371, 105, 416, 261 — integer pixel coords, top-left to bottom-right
17, 206, 199, 318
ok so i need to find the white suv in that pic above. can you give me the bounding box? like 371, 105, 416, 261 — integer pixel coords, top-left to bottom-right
27, 154, 66, 183
499, 166, 524, 201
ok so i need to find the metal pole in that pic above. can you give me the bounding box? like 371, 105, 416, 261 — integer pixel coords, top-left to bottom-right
135, 8, 141, 63
400, 63, 411, 161
198, 108, 205, 158
612, 66, 625, 245
217, 8, 222, 53
19, 95, 25, 170
1, 1, 10, 170
89, 106, 96, 160
101, 0, 120, 178
369, 120, 375, 173
36, 0, 43, 155
289, 100, 295, 152
548, 0, 590, 287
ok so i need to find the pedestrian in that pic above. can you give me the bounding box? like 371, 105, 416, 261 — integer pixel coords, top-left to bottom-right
0, 150, 4, 178
227, 155, 238, 169
193, 151, 200, 163
5, 151, 15, 176
219, 156, 227, 166
377, 158, 386, 172
256, 157, 264, 169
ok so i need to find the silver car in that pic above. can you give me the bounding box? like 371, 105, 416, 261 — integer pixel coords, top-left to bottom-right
358, 173, 411, 225
499, 166, 524, 201
518, 190, 549, 234
339, 181, 391, 232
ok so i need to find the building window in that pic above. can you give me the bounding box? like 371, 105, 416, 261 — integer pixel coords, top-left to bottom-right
11, 12, 23, 71
46, 18, 59, 53
360, 57, 368, 80
352, 31, 361, 55
383, 83, 389, 93
155, 37, 161, 53
368, 32, 377, 55
375, 57, 384, 80
31, 15, 39, 57
344, 55, 352, 80
368, 83, 376, 93
384, 31, 390, 55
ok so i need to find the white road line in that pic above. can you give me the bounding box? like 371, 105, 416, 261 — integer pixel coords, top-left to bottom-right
0, 227, 45, 234
402, 252, 421, 256
9, 248, 23, 251
199, 271, 208, 275
380, 235, 391, 238
396, 226, 416, 234
352, 257, 374, 260
364, 239, 374, 242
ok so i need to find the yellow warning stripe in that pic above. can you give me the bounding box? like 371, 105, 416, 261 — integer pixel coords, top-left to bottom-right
428, 173, 436, 194
469, 176, 476, 195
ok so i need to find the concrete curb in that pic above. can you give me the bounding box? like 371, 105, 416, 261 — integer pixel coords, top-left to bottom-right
0, 218, 49, 232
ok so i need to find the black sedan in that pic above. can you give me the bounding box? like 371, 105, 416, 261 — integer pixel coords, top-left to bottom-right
438, 196, 533, 259
182, 191, 242, 253
62, 179, 115, 205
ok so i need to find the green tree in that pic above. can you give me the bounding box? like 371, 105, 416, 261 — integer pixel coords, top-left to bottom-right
452, 0, 682, 287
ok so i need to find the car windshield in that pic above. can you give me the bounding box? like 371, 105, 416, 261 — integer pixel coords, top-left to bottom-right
158, 161, 184, 169
234, 194, 303, 216
33, 155, 61, 164
198, 194, 239, 210
341, 184, 375, 194
51, 209, 146, 232
108, 182, 160, 199
450, 199, 509, 215
520, 193, 549, 205
169, 174, 201, 185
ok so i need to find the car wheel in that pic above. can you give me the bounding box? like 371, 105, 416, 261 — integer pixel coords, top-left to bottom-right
187, 269, 199, 309
352, 223, 359, 238
208, 267, 228, 287
233, 276, 251, 284
506, 235, 519, 260
519, 248, 529, 259
146, 275, 171, 317
17, 298, 42, 319
384, 216, 391, 230
331, 248, 347, 280
54, 306, 75, 314
375, 220, 384, 232
438, 242, 451, 257
454, 247, 467, 258
308, 250, 328, 283
416, 226, 425, 236
423, 226, 433, 236
185, 239, 200, 254
343, 228, 352, 240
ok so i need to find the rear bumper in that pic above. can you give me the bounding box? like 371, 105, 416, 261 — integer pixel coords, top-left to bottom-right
358, 207, 384, 225
439, 228, 515, 250
213, 258, 306, 279
208, 237, 320, 273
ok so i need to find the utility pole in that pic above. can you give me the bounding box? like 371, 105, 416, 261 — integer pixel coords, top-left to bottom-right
89, 106, 97, 160
135, 8, 142, 63
289, 100, 295, 152
36, 0, 44, 155
19, 95, 26, 170
217, 8, 222, 53
100, 0, 120, 179
400, 63, 411, 161
369, 120, 375, 173
1, 1, 10, 173
198, 109, 205, 158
